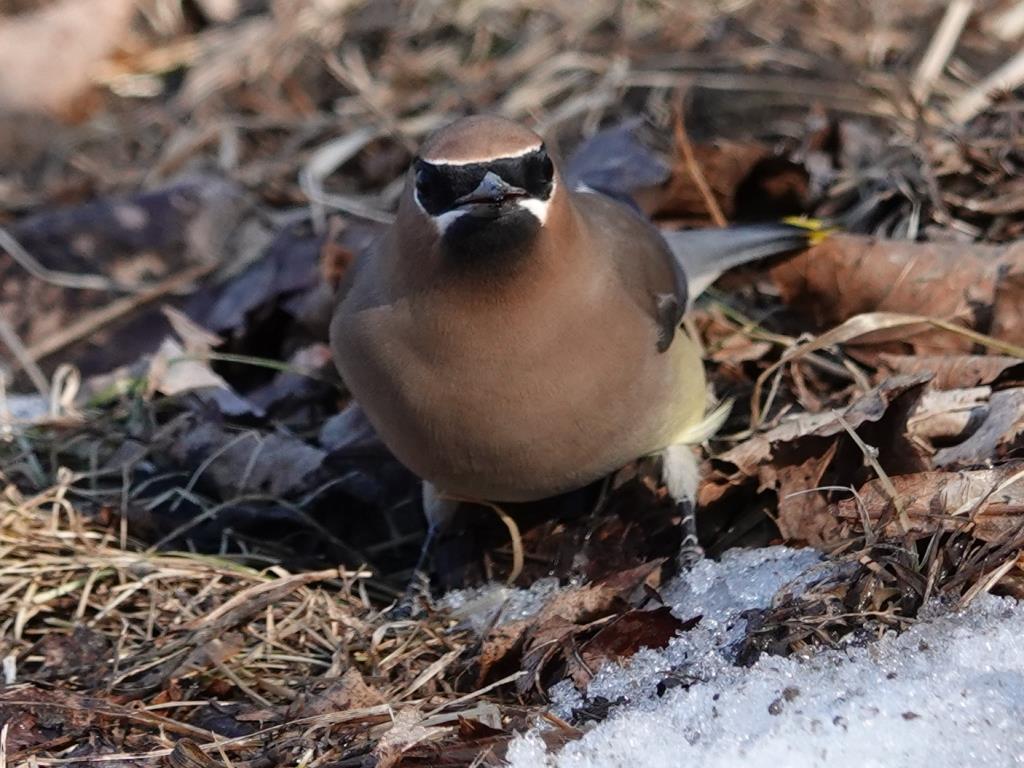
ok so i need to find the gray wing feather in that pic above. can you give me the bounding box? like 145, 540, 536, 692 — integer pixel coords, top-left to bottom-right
661, 223, 816, 307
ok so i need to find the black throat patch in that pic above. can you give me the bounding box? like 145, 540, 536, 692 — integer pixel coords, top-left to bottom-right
440, 205, 542, 268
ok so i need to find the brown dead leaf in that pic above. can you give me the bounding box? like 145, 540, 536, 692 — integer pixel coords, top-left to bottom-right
570, 607, 694, 689
639, 140, 809, 224
287, 668, 385, 718
708, 333, 774, 365
374, 708, 448, 768
773, 442, 840, 546
932, 388, 1024, 468
771, 235, 1024, 353
471, 561, 666, 696
713, 374, 929, 478
906, 387, 990, 448
701, 375, 929, 545
834, 463, 1024, 542
517, 615, 579, 696
902, 384, 1024, 469
533, 560, 663, 627
877, 354, 1024, 390
0, 685, 104, 751
29, 626, 112, 685
476, 620, 529, 687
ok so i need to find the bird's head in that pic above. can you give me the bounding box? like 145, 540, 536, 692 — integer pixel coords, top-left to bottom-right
404, 116, 558, 266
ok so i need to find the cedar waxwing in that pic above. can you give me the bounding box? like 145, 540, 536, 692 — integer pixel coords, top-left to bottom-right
330, 115, 818, 573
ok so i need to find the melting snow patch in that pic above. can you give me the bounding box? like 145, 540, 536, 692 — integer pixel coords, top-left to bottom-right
501, 547, 1024, 768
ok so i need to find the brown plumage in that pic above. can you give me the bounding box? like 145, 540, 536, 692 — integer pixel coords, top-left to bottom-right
330, 115, 817, 560
331, 117, 705, 504
418, 114, 543, 165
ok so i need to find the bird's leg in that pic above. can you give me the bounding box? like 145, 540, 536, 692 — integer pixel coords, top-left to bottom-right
676, 496, 702, 569
660, 444, 704, 568
397, 482, 458, 614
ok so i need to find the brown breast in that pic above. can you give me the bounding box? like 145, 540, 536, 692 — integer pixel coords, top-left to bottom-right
330, 185, 706, 501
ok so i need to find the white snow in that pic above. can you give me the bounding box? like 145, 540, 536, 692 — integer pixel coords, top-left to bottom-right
487, 546, 1024, 768
442, 575, 563, 634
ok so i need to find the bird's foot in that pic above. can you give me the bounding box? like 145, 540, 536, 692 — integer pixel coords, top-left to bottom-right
390, 569, 431, 619
677, 499, 704, 569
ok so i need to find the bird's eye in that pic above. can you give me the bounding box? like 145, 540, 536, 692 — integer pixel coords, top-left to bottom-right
414, 160, 451, 214
539, 150, 554, 182
414, 160, 432, 197
523, 147, 554, 198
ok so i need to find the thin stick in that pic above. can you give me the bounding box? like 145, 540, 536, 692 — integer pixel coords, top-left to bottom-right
832, 410, 909, 533
983, 0, 1024, 42
949, 47, 1024, 124
0, 310, 50, 397
26, 262, 218, 363
483, 501, 524, 585
0, 226, 127, 292
441, 493, 525, 585
911, 0, 974, 104
673, 106, 727, 228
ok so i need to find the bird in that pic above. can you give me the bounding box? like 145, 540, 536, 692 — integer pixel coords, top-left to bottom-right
329, 114, 820, 578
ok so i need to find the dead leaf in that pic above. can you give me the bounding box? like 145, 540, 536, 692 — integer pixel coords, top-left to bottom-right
513, 561, 664, 695
476, 620, 529, 687
906, 387, 990, 447
0, 685, 104, 752
773, 442, 841, 546
162, 306, 224, 356
374, 708, 448, 768
164, 419, 326, 499
771, 235, 1024, 353
877, 354, 1024, 390
147, 338, 227, 397
563, 121, 808, 225
701, 375, 929, 546
25, 627, 113, 687
563, 119, 670, 208
714, 374, 929, 478
2, 177, 259, 379
570, 607, 694, 689
287, 668, 385, 718
834, 463, 1024, 542
931, 388, 1024, 468
639, 140, 809, 224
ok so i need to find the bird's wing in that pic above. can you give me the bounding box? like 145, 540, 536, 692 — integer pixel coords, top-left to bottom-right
661, 221, 828, 308
565, 121, 825, 332
563, 119, 669, 211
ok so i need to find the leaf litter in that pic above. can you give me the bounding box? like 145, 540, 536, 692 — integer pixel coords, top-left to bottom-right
5, 0, 1024, 764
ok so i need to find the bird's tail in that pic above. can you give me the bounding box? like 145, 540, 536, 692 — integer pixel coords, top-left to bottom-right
662, 218, 830, 307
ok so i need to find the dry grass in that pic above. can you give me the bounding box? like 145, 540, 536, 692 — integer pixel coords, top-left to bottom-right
0, 479, 520, 764
5, 0, 1024, 762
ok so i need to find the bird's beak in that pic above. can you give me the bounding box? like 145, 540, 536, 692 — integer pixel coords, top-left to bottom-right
453, 171, 527, 207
